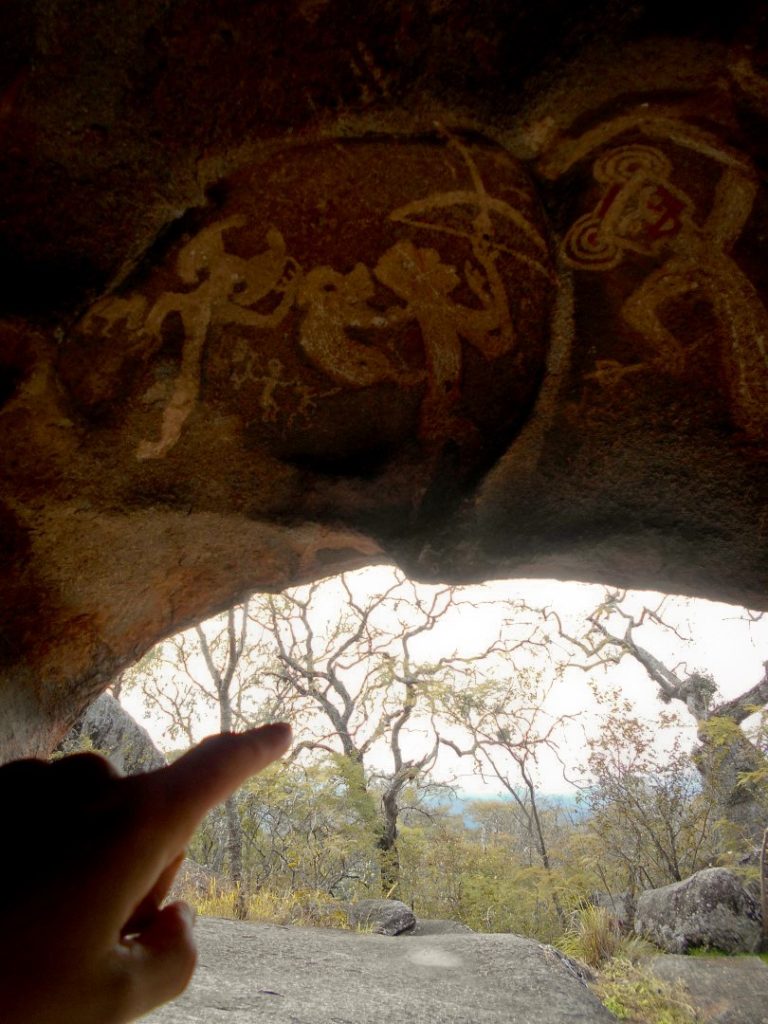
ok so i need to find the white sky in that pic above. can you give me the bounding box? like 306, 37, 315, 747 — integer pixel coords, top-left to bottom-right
123, 569, 768, 796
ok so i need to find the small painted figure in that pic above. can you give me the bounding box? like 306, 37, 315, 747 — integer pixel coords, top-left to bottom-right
138, 217, 299, 459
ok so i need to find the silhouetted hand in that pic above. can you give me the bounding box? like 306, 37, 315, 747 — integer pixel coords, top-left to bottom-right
0, 723, 292, 1024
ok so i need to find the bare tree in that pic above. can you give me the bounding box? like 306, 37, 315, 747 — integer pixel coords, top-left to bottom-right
250, 572, 502, 894
545, 591, 768, 847
578, 689, 720, 890
127, 602, 263, 916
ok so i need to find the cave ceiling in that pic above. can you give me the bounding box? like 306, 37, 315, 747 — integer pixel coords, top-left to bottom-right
1, 0, 767, 757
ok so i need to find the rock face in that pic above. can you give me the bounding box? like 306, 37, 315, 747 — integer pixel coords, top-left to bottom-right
346, 899, 416, 936
1, 3, 768, 759
406, 919, 475, 936
634, 868, 763, 954
56, 693, 165, 774
649, 954, 768, 1024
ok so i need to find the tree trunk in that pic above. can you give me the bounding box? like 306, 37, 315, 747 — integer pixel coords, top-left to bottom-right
378, 790, 400, 895
225, 795, 247, 919
523, 773, 566, 926
761, 828, 767, 953
377, 830, 400, 896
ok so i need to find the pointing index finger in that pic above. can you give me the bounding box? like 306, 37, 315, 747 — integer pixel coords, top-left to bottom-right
154, 722, 292, 844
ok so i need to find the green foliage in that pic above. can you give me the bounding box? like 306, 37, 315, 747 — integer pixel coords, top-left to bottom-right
737, 707, 768, 790
396, 817, 586, 940
557, 905, 657, 969
51, 734, 100, 759
698, 716, 744, 747
687, 947, 768, 963
596, 959, 696, 1024
122, 573, 768, 952
189, 760, 381, 898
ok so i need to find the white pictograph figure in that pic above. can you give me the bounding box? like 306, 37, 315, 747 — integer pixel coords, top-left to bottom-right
137, 217, 299, 459
547, 113, 768, 439
78, 138, 552, 456
230, 346, 335, 429
728, 50, 768, 116
373, 239, 510, 439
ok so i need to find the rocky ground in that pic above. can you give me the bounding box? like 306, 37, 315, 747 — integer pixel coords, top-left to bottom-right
143, 917, 614, 1024
142, 917, 768, 1024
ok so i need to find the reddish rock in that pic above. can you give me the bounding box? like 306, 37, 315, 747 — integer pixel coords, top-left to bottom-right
0, 3, 767, 758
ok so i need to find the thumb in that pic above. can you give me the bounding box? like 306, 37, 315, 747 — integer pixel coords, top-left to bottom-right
122, 902, 197, 1018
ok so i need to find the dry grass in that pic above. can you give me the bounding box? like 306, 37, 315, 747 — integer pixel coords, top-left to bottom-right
557, 904, 625, 968
176, 879, 349, 929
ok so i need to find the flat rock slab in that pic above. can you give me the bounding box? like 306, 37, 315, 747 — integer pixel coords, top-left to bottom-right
406, 919, 475, 936
143, 917, 614, 1024
649, 955, 768, 1024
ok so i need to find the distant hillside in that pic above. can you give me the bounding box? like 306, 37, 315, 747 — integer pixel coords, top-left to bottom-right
422, 790, 582, 828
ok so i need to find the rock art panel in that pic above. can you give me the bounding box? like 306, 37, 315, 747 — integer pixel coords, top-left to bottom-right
1, 132, 559, 759
63, 134, 555, 487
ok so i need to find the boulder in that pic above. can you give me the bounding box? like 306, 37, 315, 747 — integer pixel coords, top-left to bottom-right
143, 916, 617, 1023
634, 868, 763, 954
738, 847, 764, 868
56, 693, 166, 775
346, 899, 416, 936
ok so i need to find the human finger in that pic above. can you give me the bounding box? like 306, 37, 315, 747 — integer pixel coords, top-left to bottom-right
48, 753, 122, 812
95, 724, 290, 934
0, 758, 49, 802
115, 903, 197, 1021
149, 722, 292, 846
51, 751, 121, 783
0, 754, 123, 900
122, 852, 186, 938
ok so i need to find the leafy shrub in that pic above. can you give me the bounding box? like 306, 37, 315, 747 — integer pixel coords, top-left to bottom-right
557, 904, 657, 968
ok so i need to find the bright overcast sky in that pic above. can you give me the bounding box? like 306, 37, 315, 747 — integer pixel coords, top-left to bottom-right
124, 568, 768, 796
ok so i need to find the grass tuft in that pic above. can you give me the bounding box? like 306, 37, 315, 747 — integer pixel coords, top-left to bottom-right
557, 905, 627, 968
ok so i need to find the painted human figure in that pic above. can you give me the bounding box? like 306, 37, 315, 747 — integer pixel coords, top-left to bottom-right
138, 217, 299, 460
373, 236, 513, 440
547, 114, 768, 440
